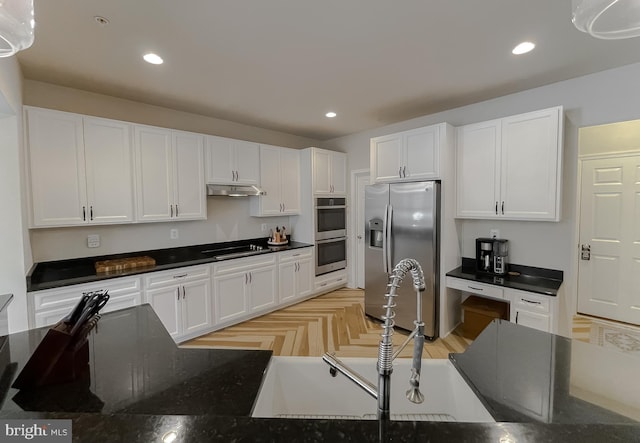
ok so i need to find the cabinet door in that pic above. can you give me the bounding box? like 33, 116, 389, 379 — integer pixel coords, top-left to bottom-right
146, 285, 181, 339
370, 134, 402, 183
296, 258, 314, 299
234, 140, 260, 185
330, 151, 347, 194
83, 117, 134, 224
214, 271, 248, 324
248, 265, 278, 312
456, 120, 501, 218
278, 261, 297, 304
257, 145, 283, 215
134, 125, 174, 221
182, 279, 212, 336
500, 107, 561, 221
26, 108, 87, 227
173, 131, 206, 220
404, 125, 440, 180
281, 147, 301, 214
513, 309, 551, 333
313, 149, 332, 194
205, 135, 234, 184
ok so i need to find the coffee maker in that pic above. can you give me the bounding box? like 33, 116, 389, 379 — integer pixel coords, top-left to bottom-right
475, 238, 509, 275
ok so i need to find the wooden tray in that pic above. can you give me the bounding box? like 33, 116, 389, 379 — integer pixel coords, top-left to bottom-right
95, 256, 156, 273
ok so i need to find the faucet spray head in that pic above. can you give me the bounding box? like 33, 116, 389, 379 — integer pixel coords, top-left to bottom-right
406, 369, 424, 404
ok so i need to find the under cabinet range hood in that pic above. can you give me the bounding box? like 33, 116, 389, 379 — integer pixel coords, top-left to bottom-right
206, 184, 265, 197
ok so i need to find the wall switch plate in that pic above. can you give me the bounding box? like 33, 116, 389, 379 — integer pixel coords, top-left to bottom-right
261, 223, 268, 232
170, 229, 179, 240
490, 229, 500, 239
87, 234, 100, 248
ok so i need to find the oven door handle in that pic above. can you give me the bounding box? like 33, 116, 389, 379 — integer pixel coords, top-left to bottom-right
315, 205, 347, 209
316, 237, 346, 244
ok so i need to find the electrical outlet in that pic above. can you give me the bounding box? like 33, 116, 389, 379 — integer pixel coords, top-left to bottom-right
87, 234, 100, 248
490, 229, 500, 239
170, 228, 179, 240
261, 223, 268, 232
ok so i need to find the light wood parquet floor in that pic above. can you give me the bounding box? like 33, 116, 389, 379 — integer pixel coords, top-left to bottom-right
182, 288, 473, 358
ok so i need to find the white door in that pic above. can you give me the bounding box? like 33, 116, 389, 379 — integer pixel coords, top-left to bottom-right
278, 261, 297, 304
258, 145, 282, 215
370, 134, 402, 183
456, 120, 501, 218
248, 266, 278, 312
214, 272, 248, 323
134, 125, 173, 221
313, 149, 332, 194
355, 172, 369, 288
577, 155, 640, 325
147, 285, 181, 339
26, 108, 87, 226
331, 152, 347, 194
281, 148, 301, 214
297, 257, 314, 298
205, 135, 235, 184
83, 117, 134, 224
173, 131, 206, 220
234, 140, 260, 185
405, 126, 439, 180
181, 279, 212, 336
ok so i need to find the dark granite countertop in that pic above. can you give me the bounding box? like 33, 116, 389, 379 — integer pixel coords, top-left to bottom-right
446, 257, 563, 296
26, 238, 313, 292
0, 306, 638, 441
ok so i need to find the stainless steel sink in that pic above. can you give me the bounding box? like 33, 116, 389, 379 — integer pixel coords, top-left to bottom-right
201, 244, 269, 260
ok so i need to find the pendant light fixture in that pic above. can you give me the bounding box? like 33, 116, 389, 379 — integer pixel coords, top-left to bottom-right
0, 0, 35, 57
572, 0, 640, 39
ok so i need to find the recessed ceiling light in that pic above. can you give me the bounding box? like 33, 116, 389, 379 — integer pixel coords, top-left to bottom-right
94, 16, 109, 26
512, 41, 535, 55
325, 112, 337, 118
143, 53, 164, 65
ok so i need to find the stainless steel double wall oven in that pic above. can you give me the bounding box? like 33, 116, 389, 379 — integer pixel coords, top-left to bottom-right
315, 197, 347, 276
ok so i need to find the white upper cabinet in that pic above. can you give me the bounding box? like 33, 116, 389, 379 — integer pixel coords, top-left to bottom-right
25, 107, 134, 227
456, 106, 563, 221
134, 125, 206, 222
205, 135, 260, 185
370, 124, 442, 183
313, 148, 347, 195
250, 145, 300, 216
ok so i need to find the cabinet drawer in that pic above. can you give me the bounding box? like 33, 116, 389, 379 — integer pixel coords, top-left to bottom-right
32, 276, 142, 311
446, 277, 504, 299
144, 265, 211, 289
315, 270, 347, 291
510, 289, 550, 314
278, 247, 313, 263
214, 254, 277, 275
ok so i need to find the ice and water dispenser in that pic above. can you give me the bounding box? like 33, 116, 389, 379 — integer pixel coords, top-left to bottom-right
369, 219, 384, 248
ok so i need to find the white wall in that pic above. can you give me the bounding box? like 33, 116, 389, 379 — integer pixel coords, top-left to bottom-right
23, 80, 319, 262
0, 57, 31, 333
324, 61, 640, 336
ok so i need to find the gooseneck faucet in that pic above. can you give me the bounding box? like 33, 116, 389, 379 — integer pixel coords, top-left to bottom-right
322, 258, 426, 420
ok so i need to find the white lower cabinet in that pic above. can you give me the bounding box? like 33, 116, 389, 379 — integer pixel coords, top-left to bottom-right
278, 248, 313, 304
144, 265, 212, 341
507, 288, 554, 334
315, 269, 348, 294
29, 276, 142, 329
213, 254, 278, 327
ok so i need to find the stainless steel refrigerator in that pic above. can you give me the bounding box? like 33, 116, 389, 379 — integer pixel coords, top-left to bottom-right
364, 181, 439, 339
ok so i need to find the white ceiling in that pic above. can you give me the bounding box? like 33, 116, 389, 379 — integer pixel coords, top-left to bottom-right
16, 0, 640, 140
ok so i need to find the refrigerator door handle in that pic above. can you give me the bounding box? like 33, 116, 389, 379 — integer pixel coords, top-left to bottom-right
386, 204, 393, 273
382, 204, 389, 273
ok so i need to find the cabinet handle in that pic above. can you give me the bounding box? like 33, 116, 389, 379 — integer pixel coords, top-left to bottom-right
175, 205, 179, 217
521, 298, 542, 305
171, 205, 174, 217
501, 201, 504, 215
495, 202, 498, 215
176, 288, 180, 301
398, 167, 402, 178
280, 203, 283, 212
319, 282, 328, 287
90, 206, 93, 221
468, 286, 484, 291
172, 273, 188, 279
245, 273, 248, 284
183, 286, 186, 299
249, 272, 252, 283
516, 312, 519, 324
82, 206, 86, 221
293, 253, 300, 257
282, 203, 285, 212
403, 166, 406, 177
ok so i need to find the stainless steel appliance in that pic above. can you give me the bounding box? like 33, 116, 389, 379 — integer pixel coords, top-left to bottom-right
364, 181, 439, 338
315, 237, 347, 276
315, 197, 346, 240
492, 239, 509, 275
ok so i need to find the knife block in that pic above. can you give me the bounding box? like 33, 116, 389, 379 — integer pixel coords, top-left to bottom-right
11, 321, 90, 390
